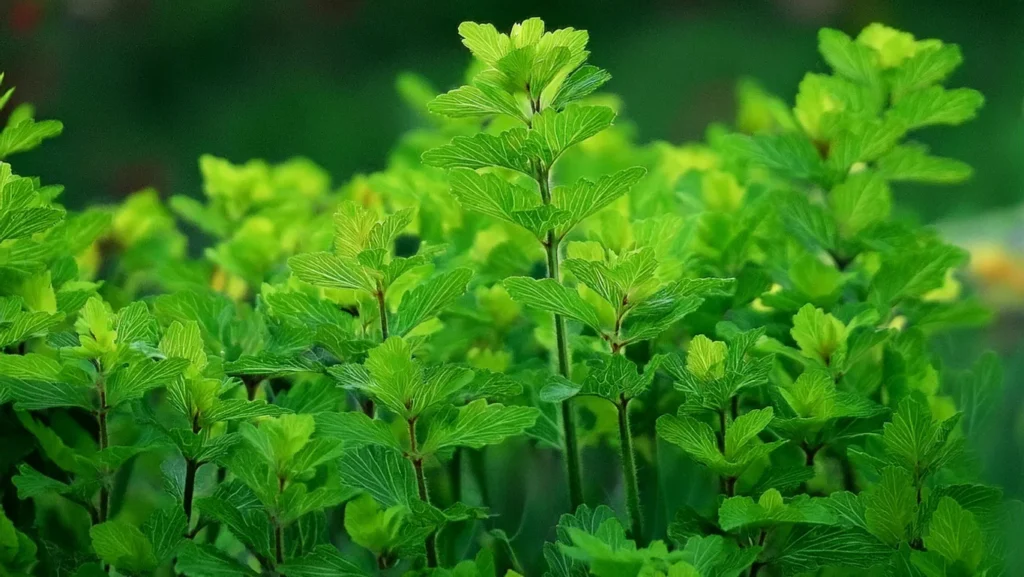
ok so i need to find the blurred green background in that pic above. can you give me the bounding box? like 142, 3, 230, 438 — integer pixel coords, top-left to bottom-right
2, 0, 1022, 498
3, 0, 1023, 221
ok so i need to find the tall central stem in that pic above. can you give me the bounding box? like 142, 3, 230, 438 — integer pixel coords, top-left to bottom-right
539, 165, 583, 511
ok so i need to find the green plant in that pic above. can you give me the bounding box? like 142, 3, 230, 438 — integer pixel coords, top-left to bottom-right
0, 17, 1018, 577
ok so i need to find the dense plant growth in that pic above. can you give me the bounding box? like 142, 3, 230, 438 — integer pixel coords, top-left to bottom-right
0, 18, 1017, 577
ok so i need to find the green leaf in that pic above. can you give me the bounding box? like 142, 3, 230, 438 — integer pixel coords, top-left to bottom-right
579, 354, 654, 401
790, 304, 847, 365
204, 399, 290, 423
279, 545, 369, 577
504, 276, 603, 333
772, 526, 890, 574
876, 144, 972, 184
0, 119, 63, 159
194, 481, 272, 558
870, 242, 966, 305
530, 104, 616, 163
422, 129, 534, 175
621, 278, 734, 344
822, 491, 868, 530
89, 520, 158, 574
686, 335, 727, 381
551, 167, 646, 236
830, 171, 891, 238
718, 490, 834, 532
958, 352, 1002, 440
447, 168, 541, 231
863, 466, 918, 546
338, 445, 418, 510
924, 497, 983, 569
115, 301, 156, 346
889, 86, 984, 130
680, 534, 758, 577
818, 28, 881, 86
458, 22, 511, 67
882, 397, 961, 476
428, 82, 529, 124
421, 399, 539, 453
314, 411, 402, 452
742, 132, 825, 183
891, 44, 963, 100
777, 191, 836, 252
12, 463, 70, 499
344, 337, 475, 417
288, 252, 377, 293
0, 207, 63, 241
106, 357, 190, 408
551, 65, 612, 109
142, 505, 188, 563
724, 407, 775, 460
0, 353, 95, 411
176, 541, 259, 577
159, 320, 207, 375
0, 505, 37, 575
656, 414, 719, 467
394, 267, 473, 335
223, 353, 320, 377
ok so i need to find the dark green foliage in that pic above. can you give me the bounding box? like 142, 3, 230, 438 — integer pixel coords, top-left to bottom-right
0, 19, 1015, 577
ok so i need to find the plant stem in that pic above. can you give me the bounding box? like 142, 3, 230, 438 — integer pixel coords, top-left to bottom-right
183, 458, 197, 525
539, 165, 583, 512
617, 395, 644, 546
96, 381, 109, 524
274, 476, 285, 567
364, 287, 390, 417
408, 417, 438, 567
717, 409, 727, 453
183, 414, 201, 526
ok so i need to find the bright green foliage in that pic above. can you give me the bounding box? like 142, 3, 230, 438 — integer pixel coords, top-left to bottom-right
0, 18, 1015, 577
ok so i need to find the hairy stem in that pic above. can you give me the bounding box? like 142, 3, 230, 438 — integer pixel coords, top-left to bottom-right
617, 396, 644, 545
96, 381, 109, 524
539, 165, 583, 512
408, 417, 438, 567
